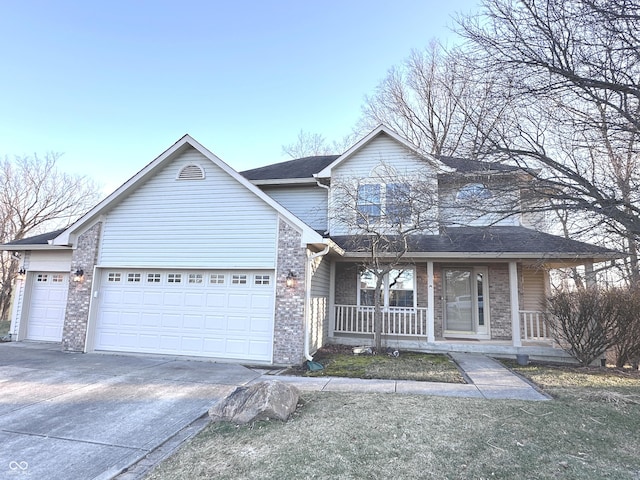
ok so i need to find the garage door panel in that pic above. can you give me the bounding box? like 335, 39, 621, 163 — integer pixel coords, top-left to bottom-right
206, 293, 226, 308
141, 312, 161, 328
94, 269, 275, 362
163, 292, 183, 307
143, 291, 163, 306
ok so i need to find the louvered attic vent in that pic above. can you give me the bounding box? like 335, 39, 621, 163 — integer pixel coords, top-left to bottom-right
177, 164, 205, 180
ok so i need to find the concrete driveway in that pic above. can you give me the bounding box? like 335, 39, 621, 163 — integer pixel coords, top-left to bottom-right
0, 342, 260, 480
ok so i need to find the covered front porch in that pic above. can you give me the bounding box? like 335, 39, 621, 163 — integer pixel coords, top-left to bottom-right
324, 257, 594, 361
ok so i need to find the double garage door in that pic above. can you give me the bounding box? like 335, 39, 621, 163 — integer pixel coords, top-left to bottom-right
94, 269, 275, 362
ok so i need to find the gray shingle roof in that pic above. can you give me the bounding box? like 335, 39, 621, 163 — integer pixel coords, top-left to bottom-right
241, 155, 340, 180
4, 229, 66, 246
437, 156, 520, 173
330, 226, 620, 257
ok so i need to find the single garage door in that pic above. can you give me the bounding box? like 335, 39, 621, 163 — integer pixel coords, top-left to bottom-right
26, 272, 69, 342
94, 269, 275, 362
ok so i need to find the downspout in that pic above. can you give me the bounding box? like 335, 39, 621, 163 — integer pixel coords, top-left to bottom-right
314, 176, 331, 236
304, 244, 330, 361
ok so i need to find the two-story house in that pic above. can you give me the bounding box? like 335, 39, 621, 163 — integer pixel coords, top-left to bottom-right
3, 126, 618, 365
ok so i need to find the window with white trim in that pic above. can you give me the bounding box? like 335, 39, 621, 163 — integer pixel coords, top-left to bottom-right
254, 274, 271, 285
147, 273, 161, 283
36, 274, 48, 282
210, 274, 225, 284
167, 273, 182, 284
232, 274, 247, 285
358, 268, 415, 309
356, 184, 381, 223
188, 273, 203, 284
127, 273, 141, 283
456, 183, 492, 202
52, 274, 64, 283
386, 183, 411, 225
108, 272, 122, 282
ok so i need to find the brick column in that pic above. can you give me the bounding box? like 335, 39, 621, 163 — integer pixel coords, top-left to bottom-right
272, 219, 307, 365
61, 222, 102, 352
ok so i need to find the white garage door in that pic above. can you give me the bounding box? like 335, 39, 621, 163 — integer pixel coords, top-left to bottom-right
26, 272, 69, 342
94, 269, 275, 362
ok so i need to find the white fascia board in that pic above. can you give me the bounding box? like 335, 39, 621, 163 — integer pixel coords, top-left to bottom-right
53, 134, 322, 247
340, 251, 619, 261
314, 124, 450, 178
251, 178, 317, 186
0, 244, 72, 251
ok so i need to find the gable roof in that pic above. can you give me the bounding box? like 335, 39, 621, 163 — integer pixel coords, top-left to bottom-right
437, 156, 521, 173
241, 155, 340, 182
331, 226, 622, 262
50, 135, 324, 247
314, 125, 443, 178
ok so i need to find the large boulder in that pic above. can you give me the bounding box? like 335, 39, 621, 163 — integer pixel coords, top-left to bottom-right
208, 380, 300, 424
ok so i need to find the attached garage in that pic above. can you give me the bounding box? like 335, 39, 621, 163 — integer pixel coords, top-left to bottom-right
92, 269, 275, 362
26, 272, 69, 342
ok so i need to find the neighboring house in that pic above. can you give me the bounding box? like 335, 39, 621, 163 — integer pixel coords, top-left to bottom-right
2, 126, 619, 365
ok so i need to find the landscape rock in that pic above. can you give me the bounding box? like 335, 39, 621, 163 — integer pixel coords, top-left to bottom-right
208, 380, 300, 424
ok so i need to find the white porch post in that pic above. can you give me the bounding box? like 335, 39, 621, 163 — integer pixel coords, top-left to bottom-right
509, 261, 522, 347
427, 261, 435, 343
328, 261, 336, 339
585, 260, 596, 288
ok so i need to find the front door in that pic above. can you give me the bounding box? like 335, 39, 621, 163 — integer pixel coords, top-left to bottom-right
443, 267, 489, 338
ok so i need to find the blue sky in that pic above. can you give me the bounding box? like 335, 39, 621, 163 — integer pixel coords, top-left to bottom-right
1, 0, 479, 192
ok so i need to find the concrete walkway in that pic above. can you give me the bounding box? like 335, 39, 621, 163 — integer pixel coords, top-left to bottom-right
255, 352, 550, 402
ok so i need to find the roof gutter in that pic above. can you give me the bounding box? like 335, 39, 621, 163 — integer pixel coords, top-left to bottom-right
304, 244, 330, 362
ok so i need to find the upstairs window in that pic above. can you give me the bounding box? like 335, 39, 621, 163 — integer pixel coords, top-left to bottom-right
456, 183, 492, 202
357, 184, 381, 224
386, 183, 411, 225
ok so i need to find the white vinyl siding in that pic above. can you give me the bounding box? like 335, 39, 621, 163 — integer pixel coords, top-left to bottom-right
25, 250, 73, 271
261, 185, 328, 231
309, 255, 331, 352
329, 133, 438, 235
99, 148, 279, 268
522, 267, 546, 311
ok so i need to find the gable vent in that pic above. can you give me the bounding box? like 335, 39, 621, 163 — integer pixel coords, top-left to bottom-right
177, 164, 205, 180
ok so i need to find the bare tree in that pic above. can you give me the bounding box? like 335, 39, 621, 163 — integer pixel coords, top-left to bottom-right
456, 0, 640, 284
359, 41, 512, 158
282, 130, 356, 159
0, 153, 100, 320
330, 163, 438, 350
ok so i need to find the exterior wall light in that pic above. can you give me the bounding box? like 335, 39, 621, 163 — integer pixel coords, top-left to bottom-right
285, 271, 297, 288
73, 269, 85, 282
17, 268, 26, 280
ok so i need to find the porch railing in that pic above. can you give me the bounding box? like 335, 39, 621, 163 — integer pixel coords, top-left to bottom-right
334, 305, 429, 337
520, 310, 552, 341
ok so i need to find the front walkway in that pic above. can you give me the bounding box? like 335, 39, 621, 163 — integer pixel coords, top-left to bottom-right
256, 352, 550, 401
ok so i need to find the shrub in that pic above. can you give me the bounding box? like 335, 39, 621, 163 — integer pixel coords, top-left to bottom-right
610, 288, 640, 368
545, 288, 619, 366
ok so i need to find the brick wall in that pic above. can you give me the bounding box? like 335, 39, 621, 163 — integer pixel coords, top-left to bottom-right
272, 219, 307, 365
488, 263, 512, 340
61, 222, 102, 352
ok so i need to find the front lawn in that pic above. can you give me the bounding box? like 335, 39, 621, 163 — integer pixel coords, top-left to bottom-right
283, 345, 464, 384
147, 363, 640, 480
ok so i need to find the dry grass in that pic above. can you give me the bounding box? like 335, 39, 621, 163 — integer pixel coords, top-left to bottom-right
283, 346, 464, 384
147, 389, 640, 480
